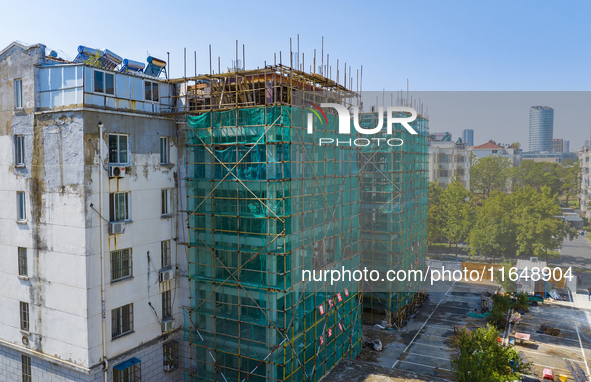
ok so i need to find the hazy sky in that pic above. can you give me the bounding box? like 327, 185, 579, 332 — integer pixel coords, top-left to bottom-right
2, 1, 590, 148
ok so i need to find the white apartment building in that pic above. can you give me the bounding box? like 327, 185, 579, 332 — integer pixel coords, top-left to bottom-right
470, 140, 522, 167
579, 146, 591, 219
428, 141, 470, 189
0, 42, 185, 381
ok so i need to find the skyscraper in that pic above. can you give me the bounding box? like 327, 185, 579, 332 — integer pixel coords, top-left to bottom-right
529, 106, 554, 152
563, 140, 570, 152
462, 129, 474, 146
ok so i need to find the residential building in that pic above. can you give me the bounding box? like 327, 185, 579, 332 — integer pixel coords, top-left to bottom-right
528, 106, 554, 152
428, 141, 470, 189
470, 140, 522, 167
462, 129, 474, 147
553, 138, 564, 153
0, 42, 182, 381
521, 151, 577, 163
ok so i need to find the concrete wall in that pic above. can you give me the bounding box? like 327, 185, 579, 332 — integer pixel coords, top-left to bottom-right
82, 110, 180, 368
0, 42, 187, 381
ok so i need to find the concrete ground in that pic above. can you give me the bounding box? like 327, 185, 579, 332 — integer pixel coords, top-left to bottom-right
324, 276, 591, 382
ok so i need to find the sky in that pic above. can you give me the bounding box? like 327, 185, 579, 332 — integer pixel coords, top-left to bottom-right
2, 0, 590, 148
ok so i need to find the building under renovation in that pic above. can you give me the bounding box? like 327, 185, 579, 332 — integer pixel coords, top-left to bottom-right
0, 40, 428, 382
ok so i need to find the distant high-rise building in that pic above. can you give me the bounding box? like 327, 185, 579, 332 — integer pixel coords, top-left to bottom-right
563, 140, 570, 152
553, 138, 564, 153
462, 129, 474, 146
529, 106, 554, 152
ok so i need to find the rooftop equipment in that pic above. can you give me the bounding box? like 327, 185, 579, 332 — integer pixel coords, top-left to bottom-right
144, 56, 167, 78
120, 58, 145, 73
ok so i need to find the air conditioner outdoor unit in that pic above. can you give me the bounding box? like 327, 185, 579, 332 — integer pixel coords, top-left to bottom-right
109, 222, 125, 235
160, 268, 174, 283
109, 166, 126, 178
161, 318, 174, 332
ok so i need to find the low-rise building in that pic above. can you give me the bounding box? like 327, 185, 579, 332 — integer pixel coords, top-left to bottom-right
470, 140, 522, 167
428, 141, 470, 188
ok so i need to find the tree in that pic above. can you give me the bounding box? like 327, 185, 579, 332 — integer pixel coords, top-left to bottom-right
470, 155, 511, 195
468, 192, 516, 262
560, 159, 581, 206
440, 178, 473, 256
511, 186, 576, 259
451, 325, 529, 382
427, 182, 445, 245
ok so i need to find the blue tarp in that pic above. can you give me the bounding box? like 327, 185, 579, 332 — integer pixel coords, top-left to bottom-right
113, 357, 141, 371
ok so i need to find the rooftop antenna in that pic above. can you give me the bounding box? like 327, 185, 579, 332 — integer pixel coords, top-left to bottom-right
243, 44, 245, 69
208, 45, 212, 75
321, 36, 324, 76
184, 47, 186, 78
194, 50, 197, 77
290, 38, 292, 68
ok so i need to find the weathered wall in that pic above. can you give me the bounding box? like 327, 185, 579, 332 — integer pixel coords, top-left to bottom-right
82, 110, 180, 369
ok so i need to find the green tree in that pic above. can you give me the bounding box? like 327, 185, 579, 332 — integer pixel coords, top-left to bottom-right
440, 178, 473, 256
427, 182, 445, 245
470, 155, 511, 195
560, 159, 581, 206
468, 191, 515, 263
451, 325, 529, 382
512, 186, 575, 259
510, 160, 564, 195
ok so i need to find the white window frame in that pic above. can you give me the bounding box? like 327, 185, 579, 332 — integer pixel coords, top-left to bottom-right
94, 69, 115, 96
18, 247, 27, 277
161, 189, 170, 216
145, 80, 159, 102
112, 303, 134, 339
14, 135, 25, 166
20, 301, 29, 332
110, 192, 130, 222
160, 136, 169, 165
108, 134, 129, 165
111, 248, 132, 282
17, 192, 26, 222
161, 240, 171, 269
14, 79, 23, 109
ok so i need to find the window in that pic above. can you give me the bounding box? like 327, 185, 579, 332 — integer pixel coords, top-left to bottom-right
109, 192, 129, 222
438, 154, 449, 163
114, 360, 141, 382
161, 189, 169, 216
438, 170, 449, 177
22, 355, 31, 382
456, 156, 465, 163
20, 302, 29, 332
145, 81, 159, 102
492, 150, 498, 154
18, 248, 27, 277
111, 249, 132, 282
161, 240, 171, 269
15, 79, 23, 109
112, 303, 133, 339
586, 157, 590, 162
14, 135, 25, 166
94, 70, 115, 95
457, 169, 465, 176
162, 290, 172, 319
108, 134, 128, 164
17, 192, 26, 221
163, 341, 179, 372
160, 136, 169, 164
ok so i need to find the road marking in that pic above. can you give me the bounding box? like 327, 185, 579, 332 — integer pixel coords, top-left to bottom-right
392, 281, 456, 369
407, 352, 451, 362
568, 288, 591, 376
398, 360, 452, 372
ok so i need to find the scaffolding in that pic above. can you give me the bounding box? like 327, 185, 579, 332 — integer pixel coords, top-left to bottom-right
357, 111, 429, 327
170, 64, 429, 381
177, 66, 362, 382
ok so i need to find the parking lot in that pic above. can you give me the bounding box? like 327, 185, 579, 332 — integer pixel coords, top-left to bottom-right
348, 275, 591, 381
